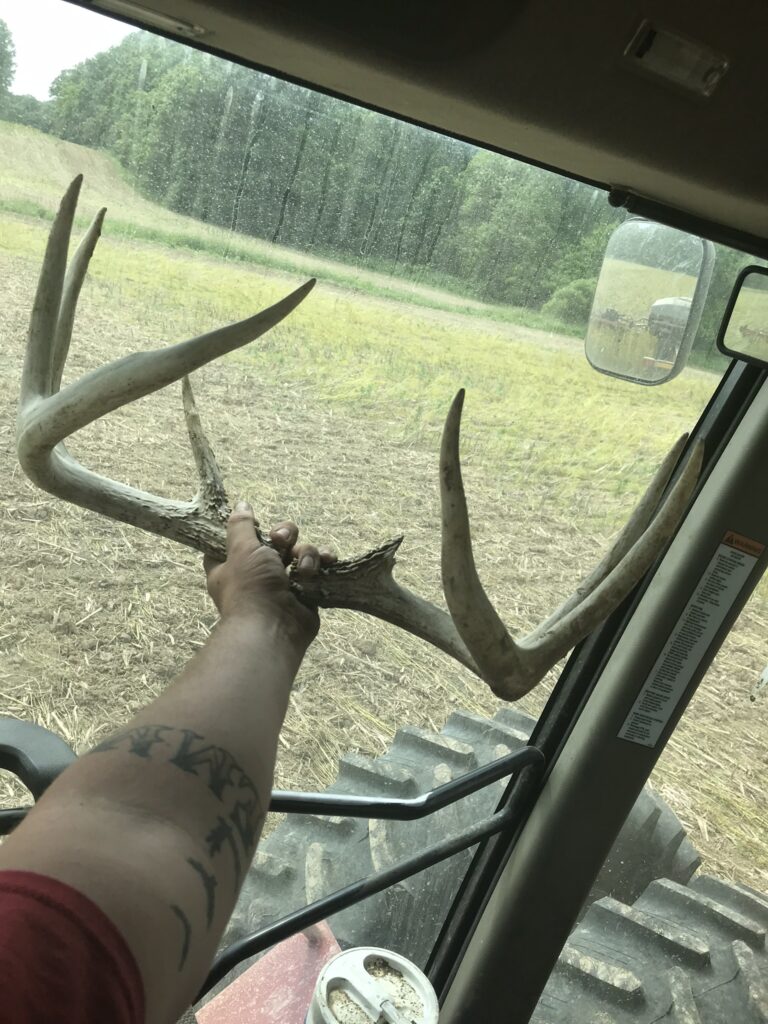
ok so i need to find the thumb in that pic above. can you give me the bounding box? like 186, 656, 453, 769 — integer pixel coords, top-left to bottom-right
226, 500, 260, 553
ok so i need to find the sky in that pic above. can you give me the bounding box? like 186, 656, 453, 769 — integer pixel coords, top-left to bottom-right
0, 0, 132, 99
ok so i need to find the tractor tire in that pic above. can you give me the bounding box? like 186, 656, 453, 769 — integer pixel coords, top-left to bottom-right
224, 707, 700, 969
533, 874, 768, 1022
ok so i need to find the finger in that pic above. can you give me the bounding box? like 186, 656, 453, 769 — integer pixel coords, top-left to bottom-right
227, 500, 260, 554
318, 547, 337, 565
270, 521, 299, 551
293, 542, 321, 576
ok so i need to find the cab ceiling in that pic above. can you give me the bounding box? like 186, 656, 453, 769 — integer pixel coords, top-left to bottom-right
77, 0, 768, 245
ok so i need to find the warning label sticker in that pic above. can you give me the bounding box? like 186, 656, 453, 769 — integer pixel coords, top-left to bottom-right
618, 531, 764, 748
722, 531, 766, 558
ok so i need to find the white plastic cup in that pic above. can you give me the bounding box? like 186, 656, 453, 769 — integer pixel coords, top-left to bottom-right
306, 946, 440, 1024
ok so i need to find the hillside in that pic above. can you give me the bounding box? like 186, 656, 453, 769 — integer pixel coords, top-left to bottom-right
0, 119, 574, 329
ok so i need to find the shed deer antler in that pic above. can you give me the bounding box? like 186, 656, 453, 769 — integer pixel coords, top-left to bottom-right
17, 178, 703, 701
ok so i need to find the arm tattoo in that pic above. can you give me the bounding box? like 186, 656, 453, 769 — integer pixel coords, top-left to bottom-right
92, 725, 173, 758
89, 724, 265, 968
170, 905, 192, 971
89, 724, 263, 875
187, 857, 217, 929
170, 729, 239, 800
206, 815, 242, 882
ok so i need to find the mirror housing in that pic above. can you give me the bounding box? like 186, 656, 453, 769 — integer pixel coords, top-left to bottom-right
717, 265, 768, 368
585, 218, 715, 385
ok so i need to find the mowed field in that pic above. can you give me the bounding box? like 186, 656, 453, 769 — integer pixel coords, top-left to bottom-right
1, 122, 766, 892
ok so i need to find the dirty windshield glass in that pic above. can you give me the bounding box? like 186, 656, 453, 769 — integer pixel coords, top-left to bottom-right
0, 0, 757, 978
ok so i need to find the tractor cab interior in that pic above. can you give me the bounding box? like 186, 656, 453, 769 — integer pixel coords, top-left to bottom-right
0, 1, 766, 1021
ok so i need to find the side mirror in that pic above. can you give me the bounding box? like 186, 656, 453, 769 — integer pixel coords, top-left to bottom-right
716, 265, 768, 368
585, 218, 716, 385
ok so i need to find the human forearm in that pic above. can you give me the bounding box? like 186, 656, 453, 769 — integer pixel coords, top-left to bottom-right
128, 611, 303, 826
0, 611, 306, 1021
84, 611, 303, 880
0, 507, 331, 1023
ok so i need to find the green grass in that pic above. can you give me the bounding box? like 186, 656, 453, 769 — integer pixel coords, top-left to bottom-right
34, 221, 717, 515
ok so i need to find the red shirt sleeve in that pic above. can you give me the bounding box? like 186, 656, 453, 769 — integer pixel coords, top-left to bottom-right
0, 870, 145, 1024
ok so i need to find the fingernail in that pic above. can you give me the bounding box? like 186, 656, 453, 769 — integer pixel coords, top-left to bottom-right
235, 500, 251, 512
299, 554, 316, 571
275, 527, 291, 540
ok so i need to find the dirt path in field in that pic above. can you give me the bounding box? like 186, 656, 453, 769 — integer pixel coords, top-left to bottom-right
0, 244, 765, 895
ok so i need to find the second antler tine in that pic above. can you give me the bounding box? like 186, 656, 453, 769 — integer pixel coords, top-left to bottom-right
51, 206, 107, 394
531, 433, 689, 636
439, 393, 704, 702
182, 374, 231, 526
440, 389, 525, 693
22, 175, 83, 405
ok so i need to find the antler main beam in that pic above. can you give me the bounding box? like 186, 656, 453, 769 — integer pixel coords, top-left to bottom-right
17, 178, 704, 702
16, 177, 477, 675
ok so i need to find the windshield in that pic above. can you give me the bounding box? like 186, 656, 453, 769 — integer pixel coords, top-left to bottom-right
0, 0, 761, 989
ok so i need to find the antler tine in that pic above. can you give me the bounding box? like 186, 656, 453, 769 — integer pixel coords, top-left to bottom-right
22, 175, 83, 405
19, 281, 316, 453
182, 374, 231, 537
531, 433, 688, 637
51, 205, 107, 394
439, 391, 703, 700
440, 389, 528, 691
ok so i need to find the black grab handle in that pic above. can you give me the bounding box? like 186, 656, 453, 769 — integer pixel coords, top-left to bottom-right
0, 716, 76, 800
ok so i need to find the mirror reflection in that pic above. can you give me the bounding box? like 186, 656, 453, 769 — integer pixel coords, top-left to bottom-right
719, 268, 768, 366
585, 219, 705, 384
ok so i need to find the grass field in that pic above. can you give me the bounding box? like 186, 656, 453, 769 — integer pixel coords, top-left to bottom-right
1, 121, 766, 894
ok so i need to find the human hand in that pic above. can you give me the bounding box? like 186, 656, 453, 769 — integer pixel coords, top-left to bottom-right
204, 502, 336, 648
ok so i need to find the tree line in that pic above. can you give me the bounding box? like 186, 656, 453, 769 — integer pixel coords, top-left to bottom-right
0, 22, 737, 362
0, 25, 624, 317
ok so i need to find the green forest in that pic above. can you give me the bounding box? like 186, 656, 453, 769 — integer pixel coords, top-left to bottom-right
0, 20, 742, 361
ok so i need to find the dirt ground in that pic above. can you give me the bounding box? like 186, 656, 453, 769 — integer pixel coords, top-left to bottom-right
1, 241, 766, 897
